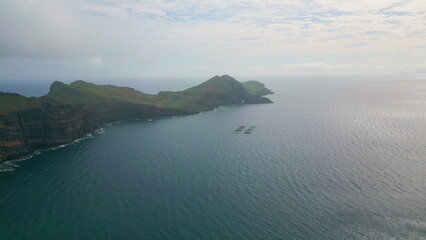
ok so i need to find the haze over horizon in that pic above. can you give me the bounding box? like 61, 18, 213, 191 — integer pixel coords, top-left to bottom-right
0, 0, 425, 80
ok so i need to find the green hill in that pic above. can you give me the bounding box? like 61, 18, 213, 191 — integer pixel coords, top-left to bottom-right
0, 92, 41, 115
46, 80, 162, 107
1, 75, 272, 116
242, 80, 273, 96
158, 75, 272, 111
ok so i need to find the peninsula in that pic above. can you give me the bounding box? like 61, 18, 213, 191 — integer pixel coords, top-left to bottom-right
0, 75, 272, 162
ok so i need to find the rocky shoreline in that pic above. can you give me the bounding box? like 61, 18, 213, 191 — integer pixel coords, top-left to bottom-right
0, 75, 273, 162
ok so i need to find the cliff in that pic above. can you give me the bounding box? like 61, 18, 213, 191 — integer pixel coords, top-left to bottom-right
0, 100, 100, 160
0, 75, 272, 161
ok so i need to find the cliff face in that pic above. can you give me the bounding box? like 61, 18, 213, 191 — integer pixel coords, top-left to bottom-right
0, 75, 272, 161
0, 100, 191, 161
0, 101, 101, 160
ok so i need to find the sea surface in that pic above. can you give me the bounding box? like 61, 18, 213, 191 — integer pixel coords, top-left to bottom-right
1, 76, 426, 240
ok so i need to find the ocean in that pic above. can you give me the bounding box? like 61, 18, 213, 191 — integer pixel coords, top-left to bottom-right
1, 76, 425, 239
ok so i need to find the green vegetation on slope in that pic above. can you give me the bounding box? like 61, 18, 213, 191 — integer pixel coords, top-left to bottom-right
46, 80, 162, 107
0, 92, 41, 115
242, 80, 273, 96
1, 75, 272, 116
158, 75, 272, 111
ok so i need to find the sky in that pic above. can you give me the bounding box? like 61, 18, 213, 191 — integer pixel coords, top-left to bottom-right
0, 0, 425, 80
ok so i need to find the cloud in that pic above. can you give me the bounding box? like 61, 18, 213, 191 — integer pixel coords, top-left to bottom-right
0, 0, 87, 58
0, 0, 425, 78
284, 63, 351, 70
86, 56, 103, 66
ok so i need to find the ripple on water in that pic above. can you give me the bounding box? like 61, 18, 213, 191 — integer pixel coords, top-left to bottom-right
0, 128, 108, 172
1, 77, 426, 240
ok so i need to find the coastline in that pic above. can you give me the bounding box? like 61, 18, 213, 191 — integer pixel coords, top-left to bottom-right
0, 75, 273, 163
0, 100, 272, 167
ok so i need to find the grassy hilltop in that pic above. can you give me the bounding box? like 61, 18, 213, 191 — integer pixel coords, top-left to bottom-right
0, 75, 272, 115
158, 75, 272, 111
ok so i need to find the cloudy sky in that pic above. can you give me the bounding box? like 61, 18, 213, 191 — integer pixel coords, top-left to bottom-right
0, 0, 425, 80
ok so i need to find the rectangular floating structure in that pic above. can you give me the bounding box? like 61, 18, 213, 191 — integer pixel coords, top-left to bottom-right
243, 126, 256, 134
234, 125, 256, 134
234, 125, 246, 133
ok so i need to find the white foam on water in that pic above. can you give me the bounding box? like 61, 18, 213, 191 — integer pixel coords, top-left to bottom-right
0, 153, 38, 172
0, 127, 108, 173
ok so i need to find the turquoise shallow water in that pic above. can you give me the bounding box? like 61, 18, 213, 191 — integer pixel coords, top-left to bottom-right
1, 77, 426, 239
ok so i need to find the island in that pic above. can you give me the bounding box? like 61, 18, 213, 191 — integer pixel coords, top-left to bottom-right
0, 75, 273, 162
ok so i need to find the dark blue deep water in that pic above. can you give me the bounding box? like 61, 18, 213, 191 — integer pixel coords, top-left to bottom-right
1, 77, 426, 239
